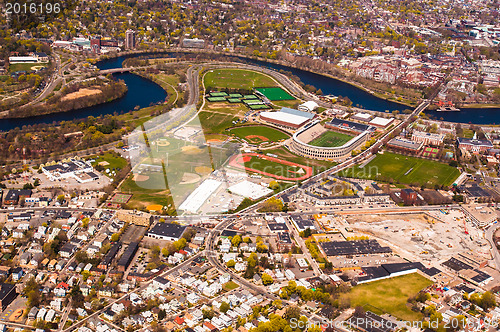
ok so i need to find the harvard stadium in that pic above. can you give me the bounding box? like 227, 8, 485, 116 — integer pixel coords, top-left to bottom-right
288, 119, 374, 161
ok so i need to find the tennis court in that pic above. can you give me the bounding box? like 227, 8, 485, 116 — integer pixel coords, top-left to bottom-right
422, 147, 439, 158
110, 193, 132, 204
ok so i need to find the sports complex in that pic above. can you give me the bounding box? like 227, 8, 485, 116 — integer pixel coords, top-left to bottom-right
288, 119, 374, 161
228, 153, 313, 181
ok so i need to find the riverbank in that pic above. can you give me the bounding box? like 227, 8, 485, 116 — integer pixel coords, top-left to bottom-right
459, 103, 500, 109
4, 80, 128, 119
96, 49, 417, 109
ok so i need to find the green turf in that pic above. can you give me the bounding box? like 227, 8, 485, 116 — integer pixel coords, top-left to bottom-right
89, 152, 128, 178
207, 97, 226, 102
339, 152, 460, 187
308, 131, 353, 147
9, 62, 48, 73
110, 193, 132, 204
255, 87, 295, 101
229, 126, 289, 143
342, 273, 432, 321
223, 281, 240, 291
204, 69, 277, 90
249, 104, 269, 110
210, 92, 228, 97
243, 156, 307, 179
195, 111, 239, 135
263, 147, 336, 176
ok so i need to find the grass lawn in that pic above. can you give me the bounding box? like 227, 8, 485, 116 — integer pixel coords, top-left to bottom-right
229, 125, 289, 143
119, 173, 174, 211
243, 155, 307, 179
152, 73, 184, 105
89, 152, 128, 178
204, 102, 248, 116
262, 147, 336, 176
461, 129, 474, 138
195, 111, 239, 135
204, 69, 277, 90
9, 62, 48, 72
223, 281, 239, 291
308, 131, 353, 147
273, 100, 300, 108
342, 273, 432, 321
339, 152, 460, 187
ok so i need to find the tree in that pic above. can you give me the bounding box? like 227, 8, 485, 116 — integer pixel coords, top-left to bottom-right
82, 270, 91, 281
158, 309, 166, 320
226, 259, 236, 268
231, 235, 242, 247
202, 308, 215, 320
57, 194, 65, 203
272, 299, 282, 309
110, 233, 120, 242
247, 253, 258, 268
269, 181, 280, 190
70, 284, 84, 308
75, 250, 88, 264
25, 277, 41, 308
284, 306, 301, 320
220, 301, 230, 313
480, 291, 496, 309
82, 217, 90, 228
261, 273, 274, 286
174, 238, 187, 251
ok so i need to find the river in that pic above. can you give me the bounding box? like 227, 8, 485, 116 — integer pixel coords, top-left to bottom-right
0, 51, 498, 131
0, 71, 167, 132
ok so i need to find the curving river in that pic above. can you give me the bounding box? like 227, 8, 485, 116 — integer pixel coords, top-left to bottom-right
0, 51, 498, 131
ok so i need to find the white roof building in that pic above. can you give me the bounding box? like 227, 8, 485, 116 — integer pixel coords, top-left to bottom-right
228, 180, 273, 200
178, 179, 222, 213
298, 101, 319, 112
369, 117, 394, 128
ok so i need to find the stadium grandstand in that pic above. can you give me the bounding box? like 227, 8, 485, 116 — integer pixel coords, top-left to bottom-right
325, 118, 372, 134
288, 120, 373, 161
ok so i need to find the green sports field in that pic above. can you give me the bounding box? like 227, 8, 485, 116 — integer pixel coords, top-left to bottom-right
229, 125, 289, 143
308, 131, 353, 147
342, 273, 432, 321
195, 111, 239, 135
339, 152, 460, 187
242, 155, 307, 179
204, 69, 277, 90
255, 87, 295, 101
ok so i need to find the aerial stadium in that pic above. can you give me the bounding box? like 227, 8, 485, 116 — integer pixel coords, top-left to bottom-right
288, 119, 374, 161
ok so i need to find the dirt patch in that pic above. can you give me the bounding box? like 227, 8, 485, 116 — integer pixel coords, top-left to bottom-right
157, 139, 170, 146
133, 174, 150, 182
98, 161, 110, 166
180, 172, 201, 184
246, 135, 269, 142
181, 145, 203, 154
195, 166, 212, 176
61, 88, 101, 101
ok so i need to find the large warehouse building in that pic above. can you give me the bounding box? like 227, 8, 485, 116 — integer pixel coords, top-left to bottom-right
288, 120, 373, 161
259, 107, 315, 129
